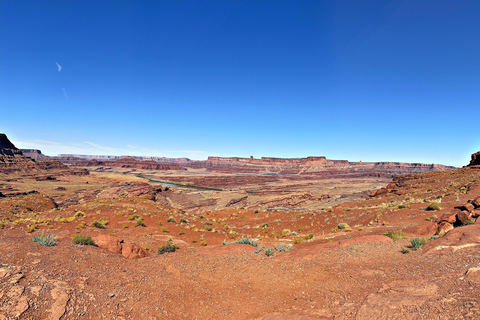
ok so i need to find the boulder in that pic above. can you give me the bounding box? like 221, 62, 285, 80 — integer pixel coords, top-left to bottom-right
436, 211, 458, 224
437, 222, 454, 235
472, 197, 480, 208
455, 203, 475, 213
471, 210, 480, 218
469, 151, 480, 166
121, 243, 147, 259
94, 235, 123, 254
456, 211, 471, 226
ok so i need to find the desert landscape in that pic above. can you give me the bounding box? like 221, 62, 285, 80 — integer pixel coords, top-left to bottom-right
2, 1, 480, 319
3, 133, 480, 319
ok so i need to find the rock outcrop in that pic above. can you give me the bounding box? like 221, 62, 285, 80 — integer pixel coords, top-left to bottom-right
75, 157, 187, 171
93, 235, 147, 259
0, 133, 88, 175
469, 151, 480, 166
20, 149, 50, 161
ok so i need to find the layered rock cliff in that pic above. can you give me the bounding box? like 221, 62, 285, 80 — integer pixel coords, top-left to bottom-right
0, 134, 88, 175
75, 157, 187, 171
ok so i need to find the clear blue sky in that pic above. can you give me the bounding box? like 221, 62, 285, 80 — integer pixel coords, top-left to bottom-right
1, 1, 479, 166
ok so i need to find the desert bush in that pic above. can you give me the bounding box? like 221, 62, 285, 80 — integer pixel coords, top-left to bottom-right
383, 230, 406, 242
398, 205, 406, 209
32, 232, 56, 246
294, 238, 302, 244
223, 237, 258, 247
72, 234, 95, 246
90, 220, 106, 229
426, 202, 441, 211
167, 217, 177, 223
410, 237, 428, 250
464, 220, 475, 225
264, 247, 275, 256
305, 233, 314, 240
74, 211, 85, 218
158, 239, 178, 254
26, 224, 38, 233
160, 227, 169, 233
128, 214, 141, 221
200, 238, 207, 246
276, 243, 293, 252
336, 222, 352, 232
179, 218, 188, 224
179, 230, 185, 235
401, 247, 410, 254
135, 217, 146, 227
282, 229, 291, 237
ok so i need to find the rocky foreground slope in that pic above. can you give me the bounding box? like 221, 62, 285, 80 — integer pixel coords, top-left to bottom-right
1, 147, 480, 319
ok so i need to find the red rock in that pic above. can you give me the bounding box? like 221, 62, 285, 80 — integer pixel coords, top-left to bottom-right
472, 197, 480, 208
456, 211, 471, 225
121, 243, 147, 259
94, 235, 123, 254
469, 151, 480, 166
436, 211, 458, 224
455, 203, 475, 213
414, 222, 438, 237
437, 222, 454, 234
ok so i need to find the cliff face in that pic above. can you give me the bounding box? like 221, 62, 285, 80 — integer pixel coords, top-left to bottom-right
469, 151, 480, 166
20, 149, 50, 161
187, 155, 456, 177
0, 134, 88, 175
76, 157, 187, 171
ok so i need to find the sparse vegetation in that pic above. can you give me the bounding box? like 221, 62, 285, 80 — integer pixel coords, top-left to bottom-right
223, 237, 258, 247
305, 233, 314, 240
383, 230, 406, 242
32, 232, 56, 246
160, 227, 169, 233
72, 234, 95, 246
426, 202, 441, 211
135, 217, 146, 227
401, 247, 410, 254
158, 239, 179, 254
167, 217, 177, 223
410, 237, 428, 250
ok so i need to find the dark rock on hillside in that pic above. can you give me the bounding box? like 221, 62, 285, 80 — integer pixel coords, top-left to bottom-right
0, 133, 23, 156
21, 149, 50, 161
469, 151, 480, 166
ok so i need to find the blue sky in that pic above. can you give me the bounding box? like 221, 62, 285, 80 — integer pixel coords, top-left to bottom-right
1, 1, 479, 166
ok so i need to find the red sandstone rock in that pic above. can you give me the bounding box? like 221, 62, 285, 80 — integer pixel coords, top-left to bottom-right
121, 243, 147, 259
456, 211, 471, 225
472, 210, 480, 218
414, 222, 438, 237
436, 211, 458, 224
456, 203, 475, 213
472, 196, 480, 208
469, 151, 480, 166
437, 222, 454, 234
94, 235, 123, 254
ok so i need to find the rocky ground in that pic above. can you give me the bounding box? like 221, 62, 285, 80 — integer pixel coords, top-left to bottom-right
3, 134, 480, 319
2, 163, 480, 319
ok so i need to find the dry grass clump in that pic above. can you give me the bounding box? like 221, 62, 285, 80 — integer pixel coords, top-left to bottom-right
383, 230, 406, 242
72, 234, 95, 246
426, 202, 441, 211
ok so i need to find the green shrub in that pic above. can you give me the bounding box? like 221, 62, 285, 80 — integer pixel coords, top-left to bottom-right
276, 243, 293, 252
336, 222, 352, 232
401, 247, 410, 254
410, 237, 428, 250
294, 238, 302, 244
72, 234, 95, 246
398, 205, 406, 209
32, 232, 56, 246
264, 247, 274, 256
135, 217, 146, 227
160, 227, 169, 233
90, 220, 106, 229
158, 239, 178, 254
223, 237, 258, 247
464, 220, 475, 225
383, 230, 407, 242
167, 217, 177, 223
74, 211, 85, 218
128, 214, 141, 221
26, 224, 38, 233
305, 233, 314, 240
426, 202, 441, 211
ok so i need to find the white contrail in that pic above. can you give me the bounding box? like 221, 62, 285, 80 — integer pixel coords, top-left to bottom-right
62, 88, 68, 98
56, 62, 62, 72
